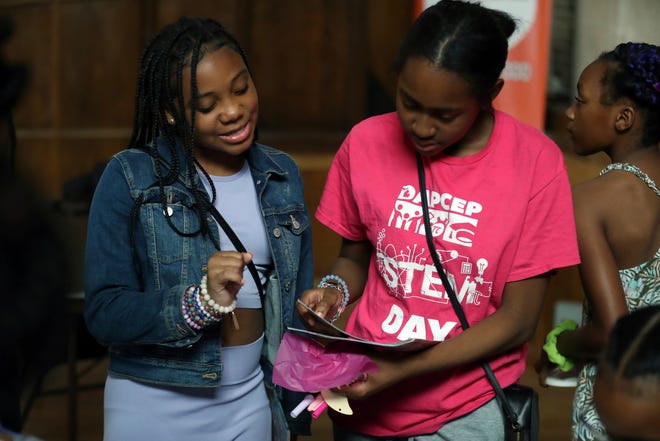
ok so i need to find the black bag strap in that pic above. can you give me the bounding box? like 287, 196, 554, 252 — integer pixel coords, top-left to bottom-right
204, 201, 264, 299
416, 153, 521, 432
153, 155, 265, 298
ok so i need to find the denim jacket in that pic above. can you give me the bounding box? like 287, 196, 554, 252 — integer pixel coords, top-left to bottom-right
83, 140, 314, 434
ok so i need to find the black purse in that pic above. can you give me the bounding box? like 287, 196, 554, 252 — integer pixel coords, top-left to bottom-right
416, 153, 539, 441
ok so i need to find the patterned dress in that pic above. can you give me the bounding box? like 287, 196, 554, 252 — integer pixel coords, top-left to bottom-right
572, 163, 660, 441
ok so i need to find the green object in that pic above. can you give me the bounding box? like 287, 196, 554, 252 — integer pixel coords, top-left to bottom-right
543, 319, 578, 372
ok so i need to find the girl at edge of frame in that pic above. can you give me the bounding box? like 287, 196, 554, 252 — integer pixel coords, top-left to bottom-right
83, 17, 313, 441
594, 305, 660, 441
535, 42, 660, 441
296, 0, 580, 440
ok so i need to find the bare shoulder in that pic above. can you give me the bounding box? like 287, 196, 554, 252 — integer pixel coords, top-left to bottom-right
575, 165, 659, 205
571, 169, 655, 229
572, 175, 612, 221
574, 160, 660, 266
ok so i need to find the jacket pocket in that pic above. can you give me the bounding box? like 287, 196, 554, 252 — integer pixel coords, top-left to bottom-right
140, 188, 201, 266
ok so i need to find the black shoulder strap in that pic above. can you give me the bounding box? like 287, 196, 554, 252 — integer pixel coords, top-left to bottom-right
416, 153, 519, 429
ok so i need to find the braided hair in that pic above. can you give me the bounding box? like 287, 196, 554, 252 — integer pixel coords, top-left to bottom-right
598, 42, 660, 146
603, 305, 660, 384
128, 17, 251, 281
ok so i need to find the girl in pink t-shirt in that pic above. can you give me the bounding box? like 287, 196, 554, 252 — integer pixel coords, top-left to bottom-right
297, 0, 579, 439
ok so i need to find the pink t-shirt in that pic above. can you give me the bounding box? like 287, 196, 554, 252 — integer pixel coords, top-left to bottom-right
316, 111, 580, 436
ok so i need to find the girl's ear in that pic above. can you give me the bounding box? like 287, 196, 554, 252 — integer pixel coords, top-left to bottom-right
482, 79, 504, 108
489, 78, 505, 102
614, 105, 635, 133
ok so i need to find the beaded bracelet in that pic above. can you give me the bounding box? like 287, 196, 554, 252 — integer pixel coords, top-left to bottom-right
200, 275, 237, 314
199, 274, 239, 330
542, 319, 578, 372
182, 285, 203, 330
193, 287, 221, 323
317, 274, 350, 323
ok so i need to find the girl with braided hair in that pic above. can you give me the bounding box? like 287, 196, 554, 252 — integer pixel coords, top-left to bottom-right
83, 17, 313, 440
535, 42, 660, 441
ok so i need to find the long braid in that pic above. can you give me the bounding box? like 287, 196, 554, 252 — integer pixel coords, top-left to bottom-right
126, 18, 250, 268
604, 305, 660, 383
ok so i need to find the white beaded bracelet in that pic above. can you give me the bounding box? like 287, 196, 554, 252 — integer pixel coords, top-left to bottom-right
200, 274, 239, 329
200, 275, 237, 313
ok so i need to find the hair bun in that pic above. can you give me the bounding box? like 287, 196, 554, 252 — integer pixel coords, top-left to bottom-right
615, 42, 660, 106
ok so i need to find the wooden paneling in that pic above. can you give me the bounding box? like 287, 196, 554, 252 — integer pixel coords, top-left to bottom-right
366, 0, 413, 104
5, 4, 53, 128
248, 0, 366, 130
58, 1, 140, 127
153, 0, 246, 40
3, 0, 412, 198
154, 0, 240, 24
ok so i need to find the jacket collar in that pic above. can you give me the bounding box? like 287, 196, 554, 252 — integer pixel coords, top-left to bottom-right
150, 137, 288, 187
244, 144, 289, 179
